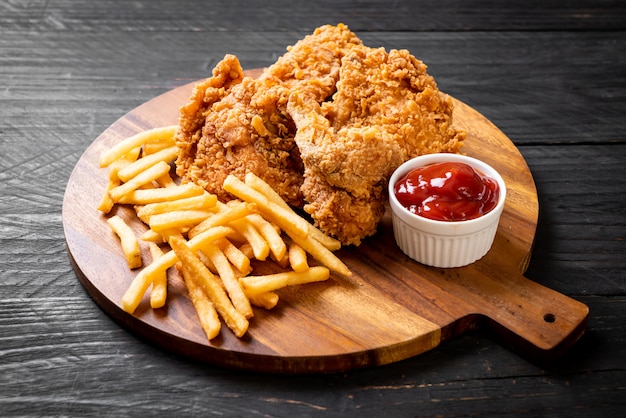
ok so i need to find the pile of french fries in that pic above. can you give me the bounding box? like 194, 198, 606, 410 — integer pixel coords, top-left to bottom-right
97, 126, 350, 340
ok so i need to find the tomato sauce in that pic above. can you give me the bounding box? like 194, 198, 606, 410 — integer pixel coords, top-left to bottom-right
393, 161, 500, 221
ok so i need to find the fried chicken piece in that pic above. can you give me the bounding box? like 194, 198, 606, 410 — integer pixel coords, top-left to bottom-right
175, 24, 362, 206
175, 54, 303, 205
176, 24, 464, 245
287, 46, 465, 245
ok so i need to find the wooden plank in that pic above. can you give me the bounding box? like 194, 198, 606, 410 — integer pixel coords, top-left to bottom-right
1, 31, 624, 147
61, 75, 591, 372
0, 294, 620, 415
1, 0, 624, 414
2, 0, 625, 31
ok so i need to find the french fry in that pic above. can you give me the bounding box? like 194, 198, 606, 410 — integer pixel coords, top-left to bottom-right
121, 226, 233, 313
170, 236, 249, 338
107, 215, 142, 269
200, 243, 253, 318
216, 238, 251, 276
288, 241, 309, 273
117, 182, 205, 205
98, 157, 138, 213
148, 209, 214, 233
196, 248, 218, 274
188, 200, 256, 238
117, 146, 178, 183
238, 242, 255, 260
244, 172, 341, 251
97, 176, 120, 213
287, 229, 351, 277
139, 228, 166, 243
229, 218, 270, 261
103, 127, 354, 343
240, 266, 330, 296
248, 292, 280, 310
246, 213, 286, 261
108, 161, 171, 203
99, 126, 177, 168
270, 251, 290, 269
136, 194, 217, 220
155, 172, 177, 188
148, 242, 167, 309
177, 261, 221, 340
143, 138, 177, 155
223, 175, 309, 240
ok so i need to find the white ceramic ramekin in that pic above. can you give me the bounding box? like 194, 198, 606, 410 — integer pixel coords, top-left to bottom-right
388, 153, 506, 268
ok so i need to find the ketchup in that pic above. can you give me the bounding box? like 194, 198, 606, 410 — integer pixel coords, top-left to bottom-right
394, 161, 499, 221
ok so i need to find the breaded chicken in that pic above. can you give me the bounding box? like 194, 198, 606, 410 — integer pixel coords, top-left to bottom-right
175, 24, 362, 206
175, 54, 303, 206
287, 46, 464, 245
176, 23, 464, 246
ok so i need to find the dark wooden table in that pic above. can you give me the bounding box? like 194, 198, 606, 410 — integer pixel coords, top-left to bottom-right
1, 1, 624, 416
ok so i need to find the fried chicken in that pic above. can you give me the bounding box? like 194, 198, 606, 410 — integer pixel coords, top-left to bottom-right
175, 24, 362, 206
175, 23, 464, 246
287, 46, 464, 245
175, 54, 303, 206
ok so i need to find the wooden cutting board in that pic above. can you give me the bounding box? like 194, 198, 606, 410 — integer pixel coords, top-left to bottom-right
63, 70, 588, 374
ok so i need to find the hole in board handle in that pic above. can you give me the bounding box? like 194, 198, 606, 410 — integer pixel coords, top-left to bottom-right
543, 313, 556, 323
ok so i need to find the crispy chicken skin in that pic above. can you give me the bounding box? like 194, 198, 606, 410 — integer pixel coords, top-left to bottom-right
175, 24, 464, 246
287, 46, 464, 245
175, 55, 304, 206
175, 24, 362, 206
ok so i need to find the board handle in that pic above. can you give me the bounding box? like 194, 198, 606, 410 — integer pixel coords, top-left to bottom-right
474, 271, 589, 364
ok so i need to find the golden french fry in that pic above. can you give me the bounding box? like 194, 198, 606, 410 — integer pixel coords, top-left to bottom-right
287, 230, 351, 277
177, 261, 221, 340
238, 242, 255, 260
117, 182, 205, 205
229, 218, 270, 261
155, 172, 177, 188
243, 172, 290, 210
117, 146, 178, 183
148, 209, 214, 232
98, 157, 140, 213
119, 147, 143, 165
107, 215, 142, 269
188, 201, 255, 238
99, 126, 177, 168
138, 181, 157, 190
248, 292, 280, 310
240, 266, 330, 296
216, 238, 251, 275
97, 176, 120, 213
137, 194, 217, 220
104, 127, 353, 342
305, 222, 342, 252
109, 161, 172, 203
223, 175, 309, 240
271, 251, 290, 269
143, 138, 176, 155
288, 241, 309, 273
244, 172, 341, 251
139, 228, 166, 243
121, 226, 233, 313
169, 236, 248, 338
196, 248, 218, 274
148, 242, 167, 309
246, 213, 286, 261
201, 243, 253, 318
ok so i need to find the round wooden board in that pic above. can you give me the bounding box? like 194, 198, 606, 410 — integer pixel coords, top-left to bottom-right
63, 72, 588, 374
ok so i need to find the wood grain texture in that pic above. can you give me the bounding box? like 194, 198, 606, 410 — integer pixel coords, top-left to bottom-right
62, 77, 588, 373
2, 0, 625, 31
1, 0, 625, 415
